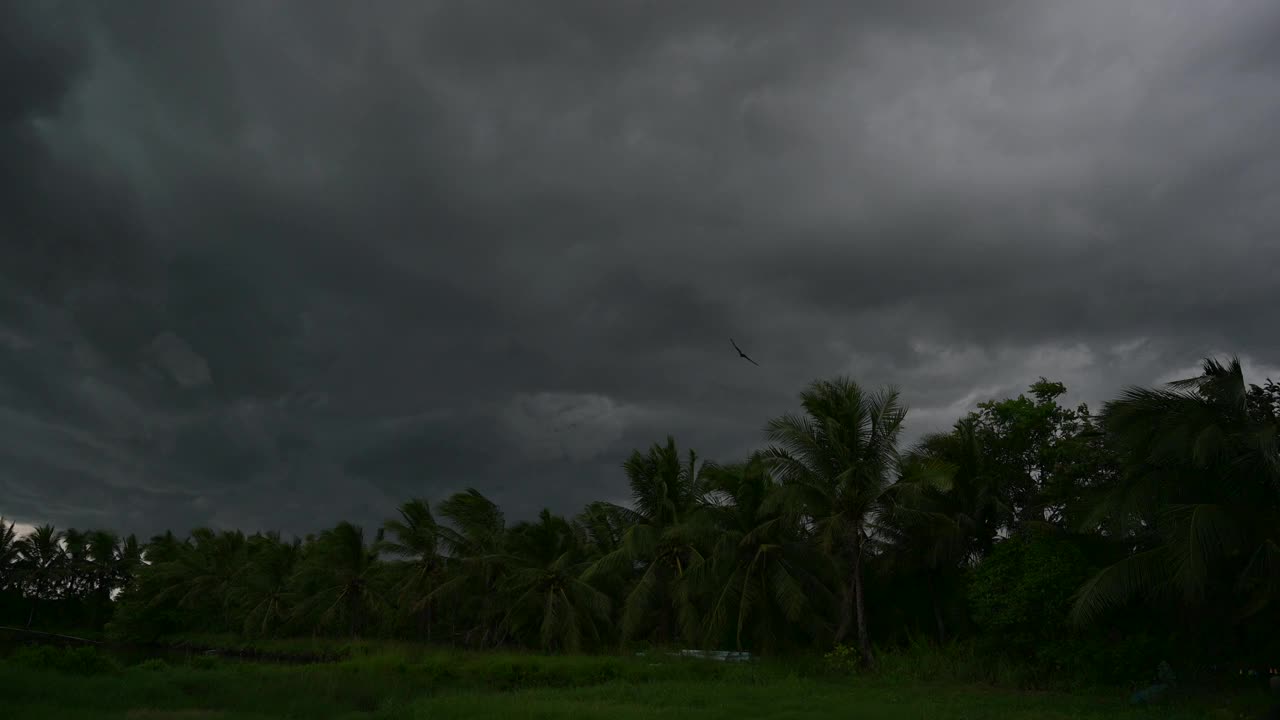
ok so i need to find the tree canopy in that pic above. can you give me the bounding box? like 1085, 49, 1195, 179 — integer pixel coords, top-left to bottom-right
4, 357, 1277, 680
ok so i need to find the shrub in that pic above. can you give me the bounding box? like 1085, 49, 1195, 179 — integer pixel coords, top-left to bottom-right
8, 645, 121, 675
823, 644, 860, 676
965, 531, 1169, 687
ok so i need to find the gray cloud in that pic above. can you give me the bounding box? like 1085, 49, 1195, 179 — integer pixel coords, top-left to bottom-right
2, 0, 1279, 537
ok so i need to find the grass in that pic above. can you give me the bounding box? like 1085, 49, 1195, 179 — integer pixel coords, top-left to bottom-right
0, 644, 1270, 719
136, 632, 409, 661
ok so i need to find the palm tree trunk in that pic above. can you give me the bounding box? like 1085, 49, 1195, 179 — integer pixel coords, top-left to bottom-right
928, 574, 947, 644
852, 543, 874, 668
835, 574, 854, 644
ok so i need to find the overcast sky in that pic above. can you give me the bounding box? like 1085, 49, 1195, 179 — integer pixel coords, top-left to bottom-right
3, 1, 1279, 539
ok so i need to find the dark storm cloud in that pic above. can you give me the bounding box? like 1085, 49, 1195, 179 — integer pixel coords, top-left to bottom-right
3, 1, 1280, 537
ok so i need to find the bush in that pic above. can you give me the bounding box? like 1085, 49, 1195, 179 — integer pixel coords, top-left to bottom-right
963, 531, 1173, 687
968, 532, 1093, 652
7, 645, 121, 675
823, 644, 860, 676
133, 657, 171, 671
187, 654, 222, 670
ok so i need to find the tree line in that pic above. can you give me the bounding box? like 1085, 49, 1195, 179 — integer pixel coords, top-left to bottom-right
2, 356, 1277, 678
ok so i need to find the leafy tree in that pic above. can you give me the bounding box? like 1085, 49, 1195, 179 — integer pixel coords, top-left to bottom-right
962, 379, 1114, 530
21, 358, 1280, 678
968, 530, 1097, 670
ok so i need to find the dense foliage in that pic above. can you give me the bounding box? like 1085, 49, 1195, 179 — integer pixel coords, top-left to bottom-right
3, 356, 1278, 682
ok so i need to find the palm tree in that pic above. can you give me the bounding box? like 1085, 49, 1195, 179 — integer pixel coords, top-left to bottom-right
763, 377, 913, 667
148, 529, 249, 631
874, 452, 971, 644
0, 518, 18, 591
63, 528, 91, 600
1070, 357, 1280, 626
230, 532, 301, 637
144, 531, 183, 565
15, 524, 66, 626
292, 522, 387, 638
496, 510, 612, 652
574, 501, 628, 559
914, 418, 1009, 563
81, 530, 127, 627
116, 534, 144, 590
87, 531, 120, 591
878, 419, 1017, 643
585, 436, 712, 645
694, 453, 833, 652
380, 498, 445, 641
430, 489, 509, 647
104, 532, 182, 641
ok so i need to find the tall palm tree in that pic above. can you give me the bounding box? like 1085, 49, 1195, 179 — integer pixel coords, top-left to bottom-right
0, 518, 18, 591
148, 529, 249, 631
87, 530, 121, 592
292, 522, 387, 638
585, 436, 712, 645
496, 510, 612, 652
63, 528, 91, 600
15, 524, 66, 626
116, 534, 144, 590
914, 418, 1009, 563
430, 489, 509, 647
873, 451, 971, 644
1071, 357, 1280, 626
80, 529, 127, 627
144, 531, 183, 565
763, 377, 912, 667
694, 453, 833, 652
380, 498, 445, 641
230, 532, 301, 637
574, 502, 628, 557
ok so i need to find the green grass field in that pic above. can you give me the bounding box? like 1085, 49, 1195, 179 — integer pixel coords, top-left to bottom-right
0, 645, 1268, 720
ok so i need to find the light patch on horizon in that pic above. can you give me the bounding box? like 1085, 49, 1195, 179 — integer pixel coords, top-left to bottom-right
501, 392, 639, 463
1155, 354, 1280, 388
1109, 337, 1150, 360
2, 520, 38, 538
0, 324, 32, 351
905, 384, 1016, 441
145, 332, 213, 388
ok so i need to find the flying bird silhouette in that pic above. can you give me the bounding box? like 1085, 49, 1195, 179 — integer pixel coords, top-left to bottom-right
730, 338, 760, 366
554, 420, 583, 433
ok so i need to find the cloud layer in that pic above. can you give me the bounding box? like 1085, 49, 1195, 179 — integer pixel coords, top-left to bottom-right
3, 1, 1279, 536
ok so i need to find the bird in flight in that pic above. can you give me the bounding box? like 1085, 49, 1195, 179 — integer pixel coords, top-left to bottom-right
730, 338, 760, 366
